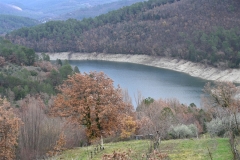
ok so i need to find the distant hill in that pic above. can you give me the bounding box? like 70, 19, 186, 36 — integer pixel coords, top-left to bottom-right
0, 2, 43, 19
0, 15, 40, 35
6, 0, 240, 68
57, 0, 146, 20
0, 0, 127, 20
0, 2, 22, 14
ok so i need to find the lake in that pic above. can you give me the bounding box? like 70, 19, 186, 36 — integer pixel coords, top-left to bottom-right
69, 60, 208, 107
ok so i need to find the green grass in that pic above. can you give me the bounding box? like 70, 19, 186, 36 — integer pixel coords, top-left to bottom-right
51, 138, 233, 160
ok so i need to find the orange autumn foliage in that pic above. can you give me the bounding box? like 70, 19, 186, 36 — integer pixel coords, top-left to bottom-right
47, 132, 66, 157
51, 72, 134, 140
120, 115, 137, 139
0, 98, 22, 160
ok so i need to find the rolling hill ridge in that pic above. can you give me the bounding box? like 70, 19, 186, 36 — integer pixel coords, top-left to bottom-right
0, 15, 40, 35
0, 0, 131, 20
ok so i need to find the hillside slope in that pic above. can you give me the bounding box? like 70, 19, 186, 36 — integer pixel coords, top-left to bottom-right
6, 0, 240, 68
0, 38, 74, 101
0, 15, 39, 35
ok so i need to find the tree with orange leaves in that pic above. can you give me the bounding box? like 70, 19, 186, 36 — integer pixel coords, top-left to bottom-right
51, 72, 134, 141
120, 115, 137, 139
0, 98, 22, 160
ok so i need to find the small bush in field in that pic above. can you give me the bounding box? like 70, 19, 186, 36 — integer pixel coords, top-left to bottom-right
206, 114, 240, 137
168, 124, 198, 139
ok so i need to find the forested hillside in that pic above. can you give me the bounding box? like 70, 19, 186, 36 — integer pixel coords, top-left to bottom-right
0, 38, 75, 101
6, 0, 240, 68
0, 15, 39, 35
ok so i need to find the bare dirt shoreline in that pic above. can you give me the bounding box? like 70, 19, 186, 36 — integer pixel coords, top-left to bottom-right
46, 52, 240, 83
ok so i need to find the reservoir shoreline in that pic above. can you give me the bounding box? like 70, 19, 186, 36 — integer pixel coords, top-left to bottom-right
46, 52, 240, 83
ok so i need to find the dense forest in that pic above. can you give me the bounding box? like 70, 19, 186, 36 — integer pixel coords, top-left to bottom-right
6, 0, 240, 68
0, 15, 39, 35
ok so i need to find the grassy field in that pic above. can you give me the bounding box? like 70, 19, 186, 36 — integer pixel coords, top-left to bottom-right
51, 138, 233, 160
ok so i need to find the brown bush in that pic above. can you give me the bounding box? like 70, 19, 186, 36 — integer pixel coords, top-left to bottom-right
0, 98, 22, 160
34, 61, 57, 72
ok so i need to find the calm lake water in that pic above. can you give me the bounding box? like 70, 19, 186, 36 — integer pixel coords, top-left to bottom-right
69, 60, 208, 107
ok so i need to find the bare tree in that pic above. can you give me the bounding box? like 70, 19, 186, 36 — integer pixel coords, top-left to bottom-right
17, 95, 85, 159
203, 81, 240, 132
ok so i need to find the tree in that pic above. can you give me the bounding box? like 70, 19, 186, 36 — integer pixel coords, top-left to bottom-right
48, 70, 62, 86
0, 98, 21, 160
73, 66, 80, 73
144, 97, 154, 105
51, 72, 134, 141
47, 132, 66, 157
59, 64, 73, 79
21, 47, 36, 65
41, 53, 50, 61
56, 59, 62, 66
17, 95, 85, 160
120, 115, 137, 139
203, 81, 240, 133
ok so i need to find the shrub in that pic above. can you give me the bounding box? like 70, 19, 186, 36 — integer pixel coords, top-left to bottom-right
30, 70, 38, 76
168, 124, 197, 139
206, 114, 240, 137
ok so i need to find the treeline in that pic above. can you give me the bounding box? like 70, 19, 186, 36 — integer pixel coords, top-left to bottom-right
0, 15, 39, 35
6, 0, 240, 68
